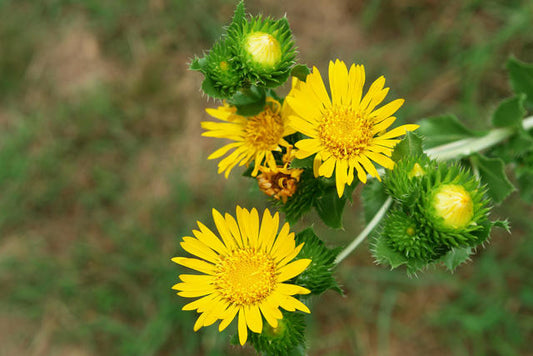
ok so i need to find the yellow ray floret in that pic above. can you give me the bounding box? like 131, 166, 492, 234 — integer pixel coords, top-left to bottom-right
202, 98, 295, 178
172, 206, 311, 345
286, 59, 419, 197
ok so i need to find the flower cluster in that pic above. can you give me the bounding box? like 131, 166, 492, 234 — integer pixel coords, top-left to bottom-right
171, 1, 529, 353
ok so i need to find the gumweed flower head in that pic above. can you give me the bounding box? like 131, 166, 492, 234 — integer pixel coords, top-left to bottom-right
202, 98, 295, 177
172, 206, 311, 345
287, 59, 419, 197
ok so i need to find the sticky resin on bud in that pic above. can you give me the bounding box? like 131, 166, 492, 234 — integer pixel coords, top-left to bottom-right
245, 32, 282, 68
432, 184, 474, 229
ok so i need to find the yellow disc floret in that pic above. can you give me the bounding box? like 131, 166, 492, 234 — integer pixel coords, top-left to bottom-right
318, 106, 374, 160
245, 32, 282, 67
215, 248, 277, 305
432, 184, 474, 229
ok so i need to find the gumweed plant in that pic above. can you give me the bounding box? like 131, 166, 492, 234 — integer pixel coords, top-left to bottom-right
174, 2, 533, 354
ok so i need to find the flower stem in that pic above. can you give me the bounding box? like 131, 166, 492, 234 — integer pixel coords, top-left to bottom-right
336, 115, 533, 264
335, 197, 392, 264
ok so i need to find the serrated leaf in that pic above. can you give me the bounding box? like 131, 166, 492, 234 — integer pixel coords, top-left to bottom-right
492, 94, 526, 129
470, 153, 516, 204
439, 246, 472, 272
507, 56, 533, 109
291, 64, 311, 82
200, 76, 225, 99
416, 114, 485, 149
391, 131, 424, 162
372, 235, 407, 269
228, 86, 266, 116
361, 179, 388, 223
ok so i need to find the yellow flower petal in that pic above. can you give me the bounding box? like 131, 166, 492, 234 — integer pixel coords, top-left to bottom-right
244, 305, 263, 334
277, 259, 312, 282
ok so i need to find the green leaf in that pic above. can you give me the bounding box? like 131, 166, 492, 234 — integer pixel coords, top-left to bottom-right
290, 155, 314, 169
291, 64, 311, 82
507, 56, 533, 109
313, 180, 357, 229
491, 94, 526, 129
228, 86, 266, 116
294, 227, 342, 295
200, 76, 225, 99
314, 187, 346, 229
490, 130, 533, 163
361, 179, 388, 223
439, 246, 472, 272
470, 153, 516, 204
416, 114, 485, 149
516, 162, 533, 203
371, 235, 408, 269
391, 131, 424, 162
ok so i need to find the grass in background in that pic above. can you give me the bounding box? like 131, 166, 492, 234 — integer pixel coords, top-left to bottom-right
0, 0, 532, 355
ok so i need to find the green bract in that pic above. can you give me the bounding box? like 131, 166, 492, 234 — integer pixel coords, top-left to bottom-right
247, 312, 306, 356
293, 228, 342, 295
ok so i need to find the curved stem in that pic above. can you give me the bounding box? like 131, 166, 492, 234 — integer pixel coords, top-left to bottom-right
336, 115, 533, 264
335, 197, 392, 264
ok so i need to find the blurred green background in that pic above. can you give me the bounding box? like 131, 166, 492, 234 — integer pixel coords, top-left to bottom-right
1, 0, 533, 355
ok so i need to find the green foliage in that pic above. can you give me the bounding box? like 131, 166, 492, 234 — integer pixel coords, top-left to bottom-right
507, 56, 533, 109
416, 114, 485, 149
391, 131, 424, 162
247, 312, 307, 356
491, 94, 526, 129
294, 228, 342, 295
290, 64, 311, 82
438, 246, 473, 272
470, 153, 516, 204
227, 85, 266, 116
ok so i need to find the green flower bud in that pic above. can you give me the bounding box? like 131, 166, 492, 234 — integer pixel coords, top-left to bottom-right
190, 39, 244, 99
383, 154, 434, 205
228, 15, 296, 88
421, 163, 490, 248
248, 311, 306, 356
382, 208, 447, 262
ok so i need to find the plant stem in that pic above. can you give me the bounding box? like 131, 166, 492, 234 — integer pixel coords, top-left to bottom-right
336, 115, 533, 264
335, 197, 392, 264
426, 115, 533, 161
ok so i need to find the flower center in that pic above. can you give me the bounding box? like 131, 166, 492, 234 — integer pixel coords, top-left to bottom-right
318, 105, 374, 159
245, 32, 282, 67
432, 184, 474, 229
245, 105, 284, 151
215, 248, 277, 306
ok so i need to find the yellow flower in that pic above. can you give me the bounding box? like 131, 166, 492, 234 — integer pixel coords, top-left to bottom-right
202, 98, 294, 177
286, 59, 419, 197
172, 206, 311, 346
